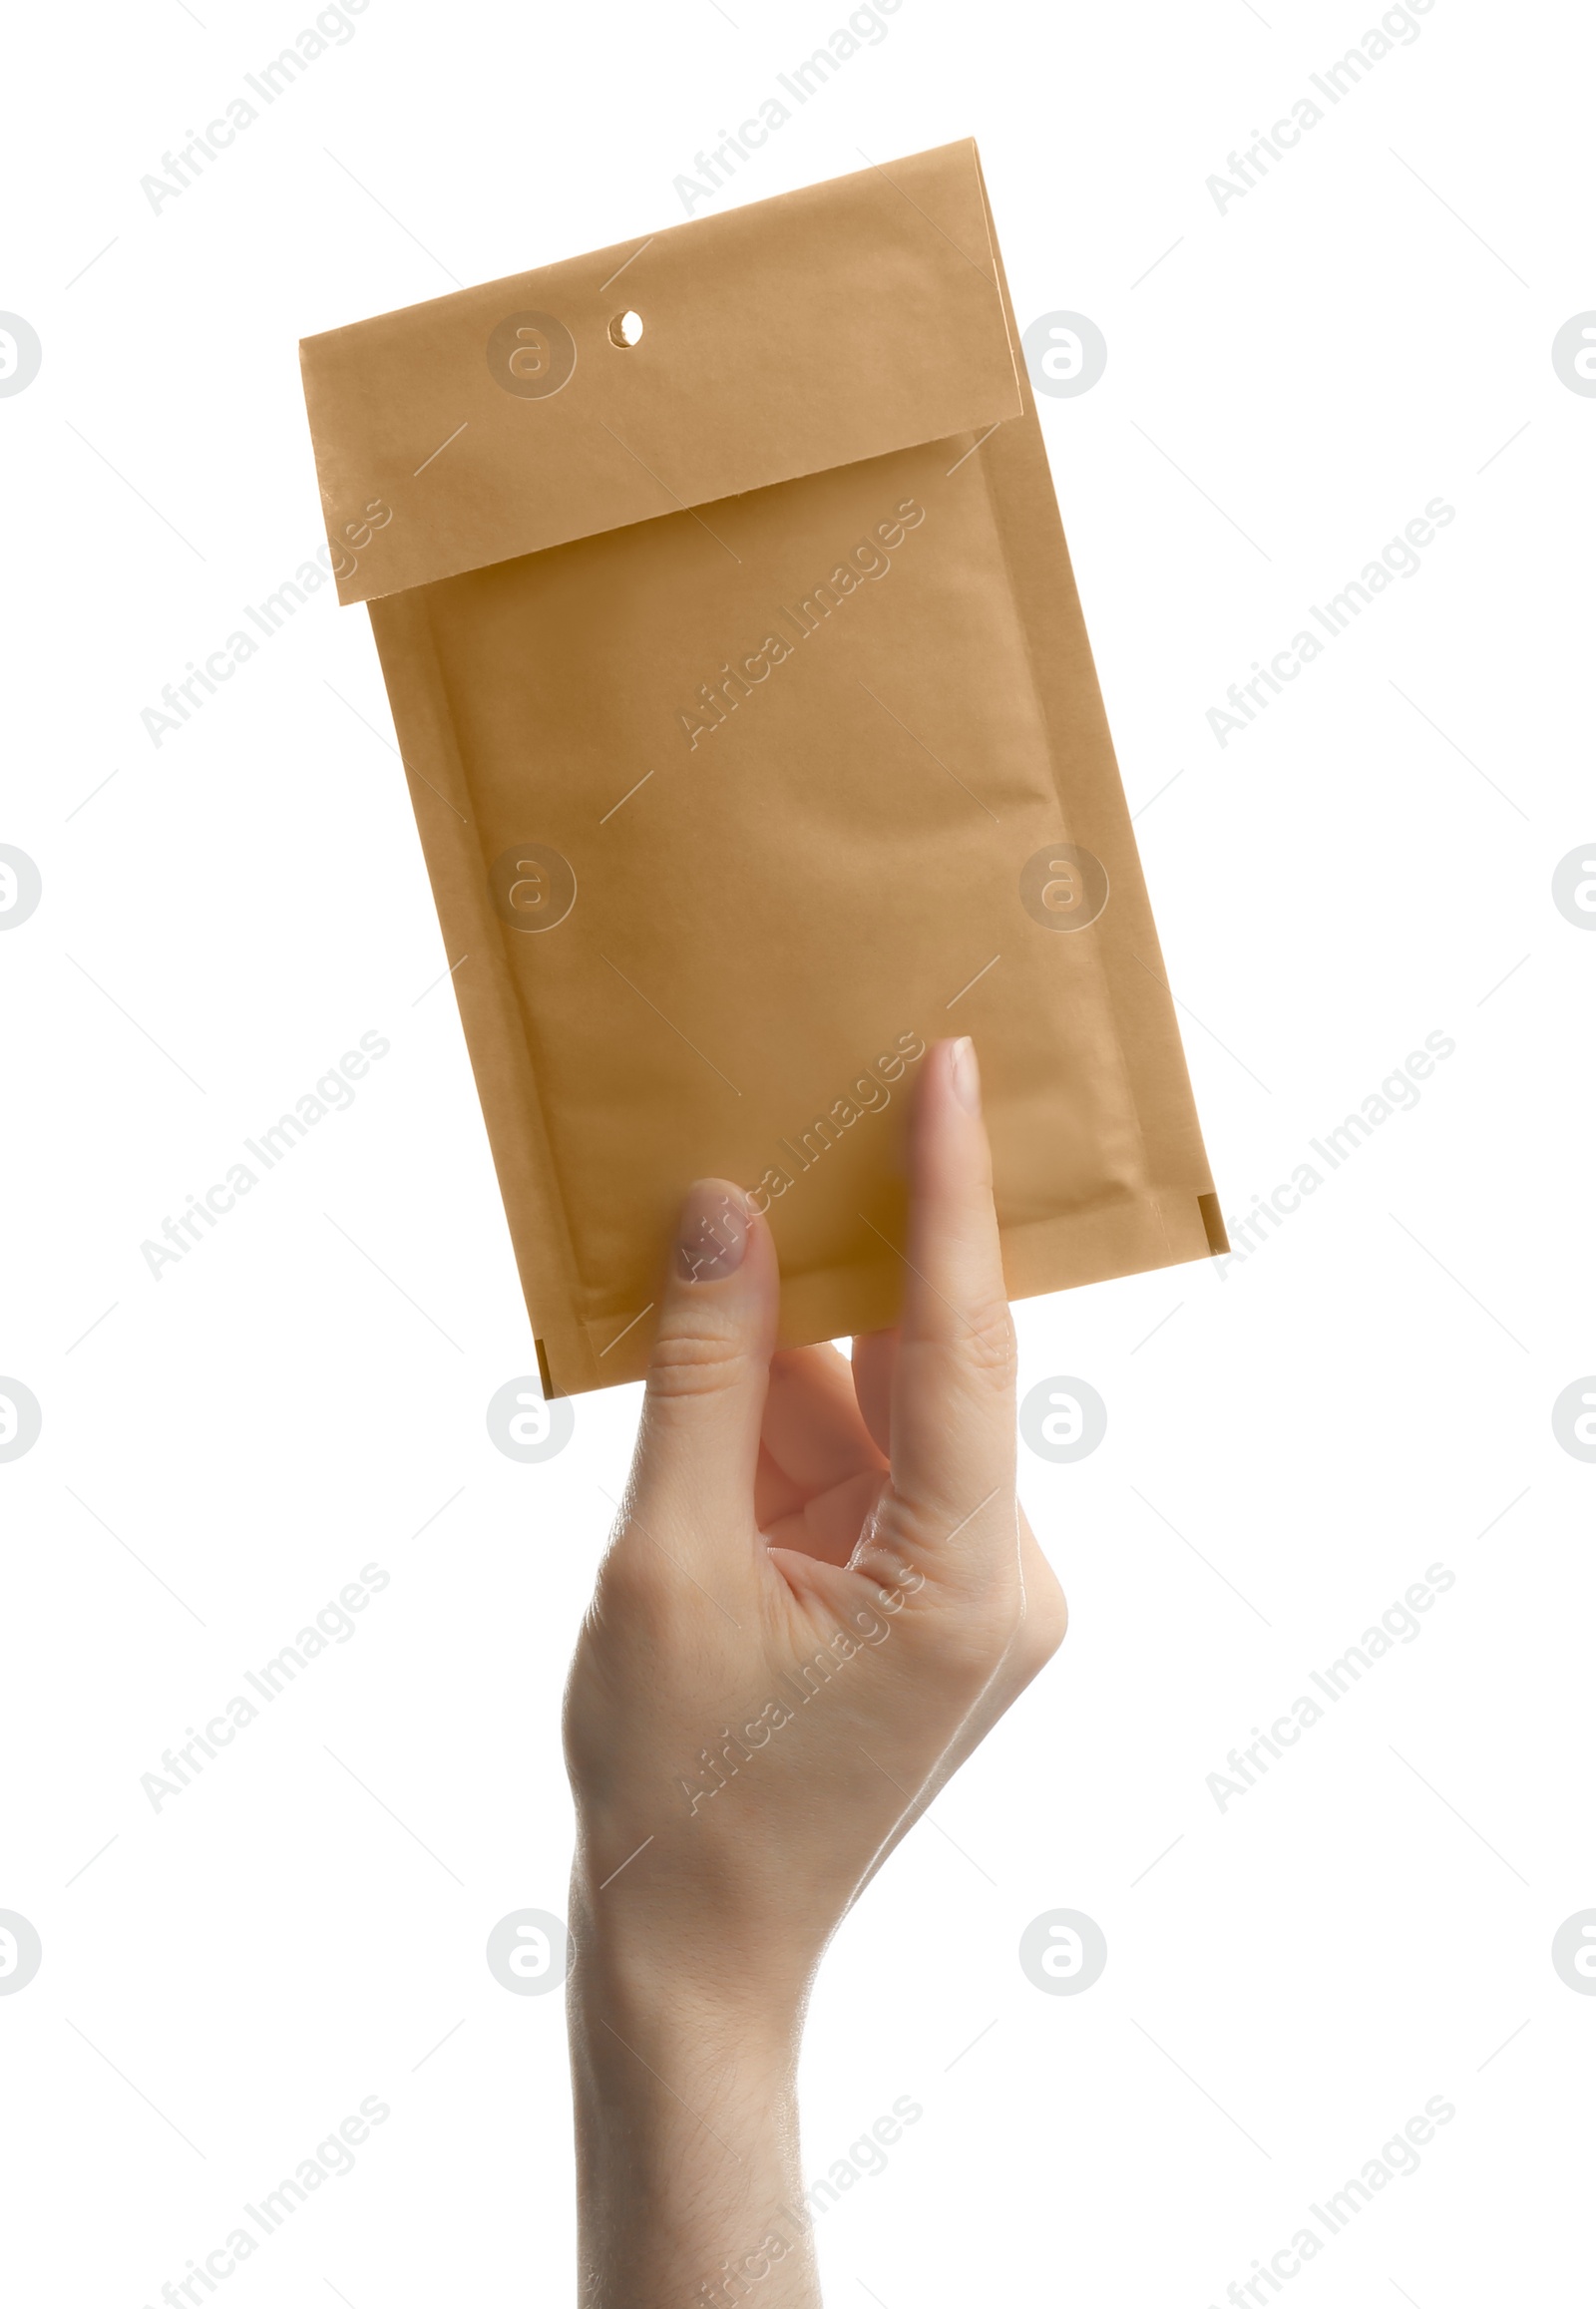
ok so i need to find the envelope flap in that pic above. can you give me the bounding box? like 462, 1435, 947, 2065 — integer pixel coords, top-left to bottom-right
300, 140, 1021, 604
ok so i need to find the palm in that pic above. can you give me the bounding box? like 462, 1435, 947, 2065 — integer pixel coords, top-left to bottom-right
753, 1330, 1062, 1748
750, 1335, 1062, 1899
753, 1340, 894, 1565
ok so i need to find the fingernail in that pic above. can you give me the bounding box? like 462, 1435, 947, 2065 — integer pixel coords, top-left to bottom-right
949, 1036, 981, 1115
675, 1181, 750, 1283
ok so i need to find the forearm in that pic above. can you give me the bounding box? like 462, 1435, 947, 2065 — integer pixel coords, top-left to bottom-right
561, 1049, 1060, 2302
568, 1889, 820, 2309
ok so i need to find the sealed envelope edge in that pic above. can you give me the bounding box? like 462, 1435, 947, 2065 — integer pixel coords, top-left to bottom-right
964, 143, 1227, 1301
364, 588, 598, 1392
300, 140, 1022, 604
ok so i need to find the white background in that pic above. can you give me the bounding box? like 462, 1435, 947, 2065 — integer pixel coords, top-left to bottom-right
3, 0, 1593, 2302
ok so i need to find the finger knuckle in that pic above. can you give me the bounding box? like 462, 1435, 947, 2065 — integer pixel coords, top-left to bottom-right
645, 1313, 754, 1402
957, 1298, 1018, 1388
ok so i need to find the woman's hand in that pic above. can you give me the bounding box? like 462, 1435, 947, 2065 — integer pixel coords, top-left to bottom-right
564, 1036, 1066, 2306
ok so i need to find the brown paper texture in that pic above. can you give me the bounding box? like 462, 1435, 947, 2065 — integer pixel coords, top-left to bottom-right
300, 139, 1227, 1395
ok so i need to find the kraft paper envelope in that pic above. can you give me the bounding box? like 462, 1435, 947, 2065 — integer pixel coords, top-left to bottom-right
300, 138, 1227, 1396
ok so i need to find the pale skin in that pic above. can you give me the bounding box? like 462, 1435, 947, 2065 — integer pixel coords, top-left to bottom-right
563, 1036, 1068, 2306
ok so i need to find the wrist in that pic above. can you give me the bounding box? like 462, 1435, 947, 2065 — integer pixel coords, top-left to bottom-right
568, 1821, 814, 2051
569, 1879, 806, 2067
568, 1877, 819, 2308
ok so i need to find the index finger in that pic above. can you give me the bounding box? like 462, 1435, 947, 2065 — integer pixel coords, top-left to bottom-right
887, 1036, 1017, 1551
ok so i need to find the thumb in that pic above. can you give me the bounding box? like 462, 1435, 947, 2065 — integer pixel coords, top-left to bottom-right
628, 1179, 777, 1551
